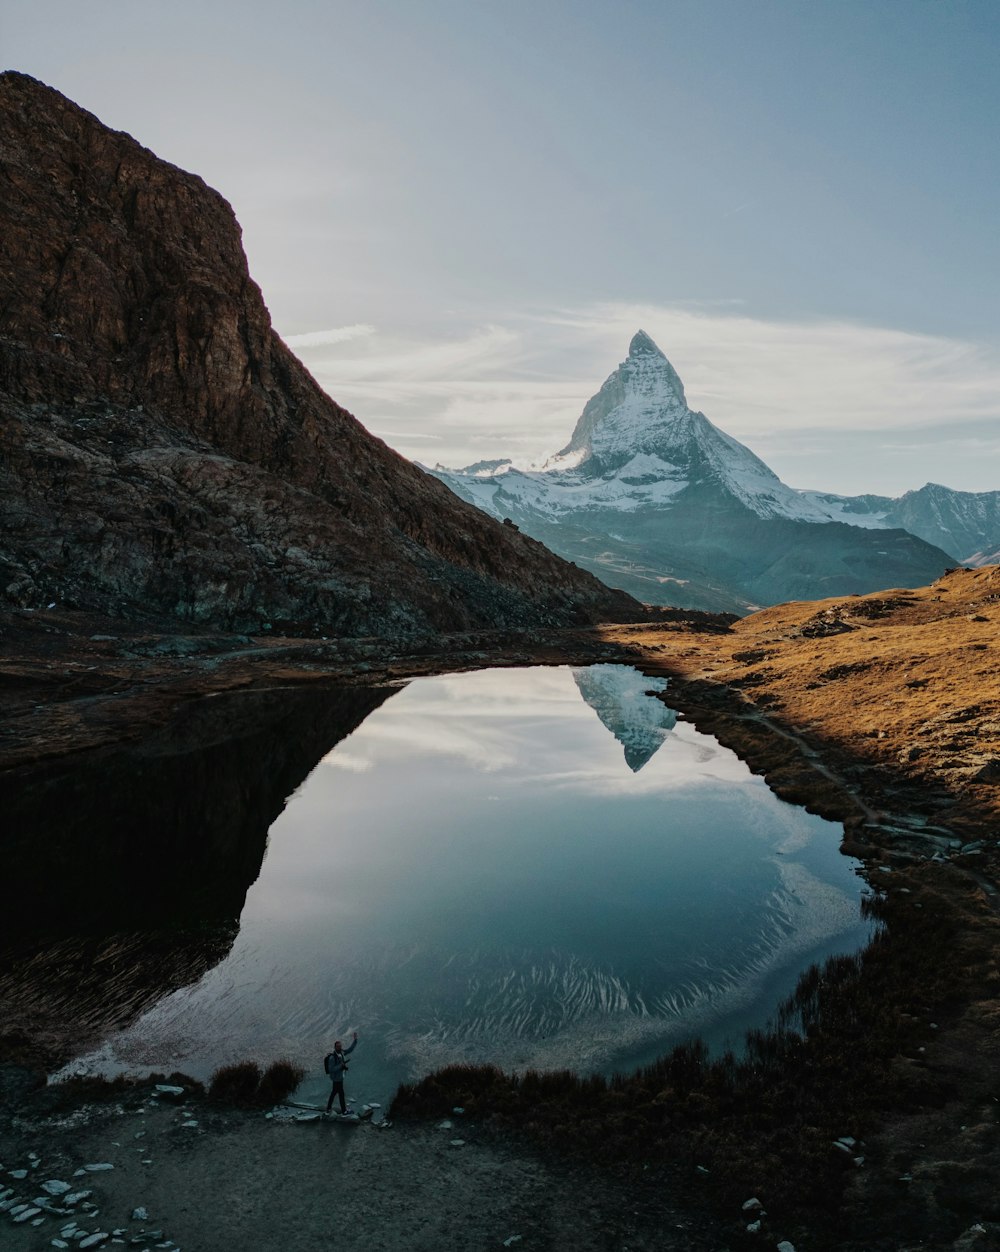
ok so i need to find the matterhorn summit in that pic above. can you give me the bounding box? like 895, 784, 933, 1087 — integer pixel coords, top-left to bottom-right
430, 332, 952, 614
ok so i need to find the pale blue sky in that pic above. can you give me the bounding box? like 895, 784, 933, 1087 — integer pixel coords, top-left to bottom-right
4, 0, 999, 493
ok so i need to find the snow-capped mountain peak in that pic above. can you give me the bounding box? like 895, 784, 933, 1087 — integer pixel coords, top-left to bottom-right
552, 329, 690, 472
430, 331, 851, 525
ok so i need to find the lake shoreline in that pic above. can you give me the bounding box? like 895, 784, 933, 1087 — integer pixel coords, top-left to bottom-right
3, 570, 999, 1247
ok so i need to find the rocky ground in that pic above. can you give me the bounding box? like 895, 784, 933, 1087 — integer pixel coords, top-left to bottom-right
0, 1075, 729, 1252
2, 568, 999, 1248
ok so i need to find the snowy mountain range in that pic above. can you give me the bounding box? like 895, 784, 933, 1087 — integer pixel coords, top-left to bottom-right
429, 331, 958, 614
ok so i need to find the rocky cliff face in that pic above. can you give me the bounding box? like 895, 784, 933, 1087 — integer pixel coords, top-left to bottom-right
0, 72, 640, 635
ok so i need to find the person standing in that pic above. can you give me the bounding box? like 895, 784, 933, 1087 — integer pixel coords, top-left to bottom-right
324, 1031, 358, 1115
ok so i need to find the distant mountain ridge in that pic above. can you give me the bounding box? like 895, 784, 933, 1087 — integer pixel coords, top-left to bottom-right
800, 483, 1000, 565
431, 332, 954, 614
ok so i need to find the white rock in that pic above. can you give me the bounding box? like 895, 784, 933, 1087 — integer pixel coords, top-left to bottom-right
14, 1206, 43, 1222
131, 1208, 148, 1221
44, 1181, 73, 1195
835, 1136, 856, 1148
747, 1220, 761, 1233
437, 1120, 453, 1130
10, 1169, 28, 1179
79, 1235, 109, 1249
64, 1191, 93, 1205
776, 1243, 796, 1252
503, 1239, 523, 1248
52, 1241, 71, 1249
452, 1107, 464, 1115
742, 1197, 763, 1212
152, 1085, 185, 1098
449, 1139, 466, 1147
180, 1121, 198, 1129
832, 1141, 853, 1154
83, 1164, 114, 1172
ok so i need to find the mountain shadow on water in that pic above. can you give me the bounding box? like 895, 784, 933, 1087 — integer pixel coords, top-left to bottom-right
0, 683, 393, 1068
572, 664, 678, 772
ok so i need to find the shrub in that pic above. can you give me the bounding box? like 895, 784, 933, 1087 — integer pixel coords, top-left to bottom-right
208, 1060, 262, 1106
257, 1059, 305, 1106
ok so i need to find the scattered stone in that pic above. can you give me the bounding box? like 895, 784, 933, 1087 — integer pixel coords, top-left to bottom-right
449, 1139, 466, 1147
179, 1121, 198, 1129
44, 1181, 73, 1195
437, 1120, 453, 1130
152, 1086, 185, 1100
742, 1197, 763, 1212
747, 1220, 761, 1234
503, 1238, 523, 1248
64, 1191, 92, 1206
452, 1107, 464, 1115
14, 1206, 43, 1222
131, 1209, 148, 1222
776, 1243, 796, 1252
833, 1140, 854, 1154
10, 1169, 28, 1179
835, 1136, 857, 1148
52, 1241, 71, 1249
80, 1235, 110, 1249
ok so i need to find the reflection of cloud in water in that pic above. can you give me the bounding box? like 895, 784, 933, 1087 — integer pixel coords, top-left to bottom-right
57, 666, 872, 1102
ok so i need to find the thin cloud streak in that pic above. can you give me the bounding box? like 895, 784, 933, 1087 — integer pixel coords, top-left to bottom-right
283, 323, 376, 348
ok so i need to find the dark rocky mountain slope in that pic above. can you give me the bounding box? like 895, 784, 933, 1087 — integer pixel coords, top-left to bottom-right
0, 72, 640, 636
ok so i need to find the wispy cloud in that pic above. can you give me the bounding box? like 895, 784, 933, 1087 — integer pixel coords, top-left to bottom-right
278, 304, 1000, 493
283, 323, 376, 348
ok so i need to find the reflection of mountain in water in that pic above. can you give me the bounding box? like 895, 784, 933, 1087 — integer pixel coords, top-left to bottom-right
0, 683, 393, 1068
572, 664, 677, 771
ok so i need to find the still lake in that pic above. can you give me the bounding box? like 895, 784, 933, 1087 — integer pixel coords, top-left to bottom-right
66, 665, 873, 1109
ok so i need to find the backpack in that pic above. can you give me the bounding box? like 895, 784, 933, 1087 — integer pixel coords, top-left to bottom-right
324, 1050, 347, 1076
